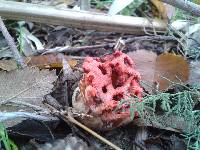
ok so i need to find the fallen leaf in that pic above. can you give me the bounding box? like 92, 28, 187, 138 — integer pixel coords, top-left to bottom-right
151, 0, 175, 21
128, 50, 189, 92
0, 67, 57, 112
128, 50, 157, 92
0, 67, 57, 128
154, 53, 189, 91
0, 60, 17, 71
26, 54, 77, 69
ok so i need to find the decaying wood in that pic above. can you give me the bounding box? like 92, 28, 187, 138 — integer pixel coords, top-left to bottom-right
0, 1, 166, 35
0, 17, 25, 67
160, 0, 200, 16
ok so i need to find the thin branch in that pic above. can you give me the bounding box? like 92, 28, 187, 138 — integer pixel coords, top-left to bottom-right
66, 112, 122, 150
36, 44, 114, 55
160, 0, 200, 16
35, 35, 177, 55
44, 102, 122, 150
0, 17, 25, 67
124, 35, 177, 43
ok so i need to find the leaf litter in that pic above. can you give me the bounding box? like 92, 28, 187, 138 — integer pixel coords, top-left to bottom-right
0, 1, 199, 149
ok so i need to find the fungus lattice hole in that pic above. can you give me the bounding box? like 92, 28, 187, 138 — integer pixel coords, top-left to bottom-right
102, 86, 107, 93
98, 65, 107, 75
111, 68, 122, 89
113, 93, 124, 101
124, 57, 131, 66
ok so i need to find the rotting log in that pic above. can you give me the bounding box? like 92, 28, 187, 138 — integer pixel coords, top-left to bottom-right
0, 1, 167, 35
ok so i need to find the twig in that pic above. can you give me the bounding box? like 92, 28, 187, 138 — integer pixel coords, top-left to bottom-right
36, 44, 114, 55
124, 35, 177, 43
66, 113, 122, 150
0, 17, 25, 67
35, 35, 177, 55
0, 112, 58, 122
44, 102, 122, 150
160, 0, 200, 16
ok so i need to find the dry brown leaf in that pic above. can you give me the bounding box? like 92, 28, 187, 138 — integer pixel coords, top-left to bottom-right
0, 60, 17, 71
151, 0, 175, 21
0, 67, 57, 112
0, 67, 57, 128
26, 54, 77, 69
128, 50, 189, 92
128, 50, 157, 92
154, 53, 189, 91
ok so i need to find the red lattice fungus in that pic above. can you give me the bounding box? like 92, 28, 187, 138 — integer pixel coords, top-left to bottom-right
73, 51, 143, 130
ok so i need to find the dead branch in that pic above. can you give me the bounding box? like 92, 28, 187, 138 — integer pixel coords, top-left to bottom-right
160, 0, 200, 16
0, 1, 166, 35
35, 35, 177, 55
0, 17, 25, 67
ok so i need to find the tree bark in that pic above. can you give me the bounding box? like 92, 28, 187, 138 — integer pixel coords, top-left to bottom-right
160, 0, 200, 16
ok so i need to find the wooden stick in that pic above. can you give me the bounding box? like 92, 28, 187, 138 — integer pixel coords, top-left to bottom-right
0, 1, 166, 35
65, 114, 122, 150
44, 102, 122, 150
160, 0, 200, 16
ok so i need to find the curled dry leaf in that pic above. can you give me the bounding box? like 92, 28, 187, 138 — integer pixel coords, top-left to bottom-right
128, 50, 189, 92
26, 54, 77, 69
